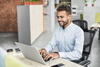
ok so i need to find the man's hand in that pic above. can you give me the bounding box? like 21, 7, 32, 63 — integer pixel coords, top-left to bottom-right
39, 49, 48, 58
44, 52, 60, 61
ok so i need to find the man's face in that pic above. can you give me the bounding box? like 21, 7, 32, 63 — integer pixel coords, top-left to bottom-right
56, 11, 71, 28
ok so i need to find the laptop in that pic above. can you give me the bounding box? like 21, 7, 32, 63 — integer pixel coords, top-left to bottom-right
15, 42, 49, 64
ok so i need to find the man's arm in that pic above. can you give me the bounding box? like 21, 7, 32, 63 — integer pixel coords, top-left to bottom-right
39, 32, 58, 60
44, 33, 57, 53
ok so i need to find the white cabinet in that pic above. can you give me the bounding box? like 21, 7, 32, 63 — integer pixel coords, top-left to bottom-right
17, 5, 43, 45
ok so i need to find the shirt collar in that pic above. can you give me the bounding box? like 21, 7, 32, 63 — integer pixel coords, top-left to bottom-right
64, 22, 73, 30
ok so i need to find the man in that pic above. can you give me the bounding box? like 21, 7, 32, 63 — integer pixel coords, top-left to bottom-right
40, 3, 84, 61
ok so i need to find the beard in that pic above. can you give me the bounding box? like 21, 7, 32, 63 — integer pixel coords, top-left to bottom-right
58, 20, 69, 29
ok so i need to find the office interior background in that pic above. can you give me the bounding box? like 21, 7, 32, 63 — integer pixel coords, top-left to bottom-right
0, 0, 100, 67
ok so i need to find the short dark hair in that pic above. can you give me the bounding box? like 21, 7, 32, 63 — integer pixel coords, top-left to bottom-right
57, 3, 71, 14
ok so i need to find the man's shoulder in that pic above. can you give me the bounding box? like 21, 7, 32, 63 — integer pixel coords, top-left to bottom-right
72, 23, 84, 32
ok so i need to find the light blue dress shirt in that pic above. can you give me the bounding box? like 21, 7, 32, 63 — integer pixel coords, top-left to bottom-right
45, 23, 84, 60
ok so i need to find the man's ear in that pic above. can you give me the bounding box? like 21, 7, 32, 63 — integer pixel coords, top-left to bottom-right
68, 15, 71, 19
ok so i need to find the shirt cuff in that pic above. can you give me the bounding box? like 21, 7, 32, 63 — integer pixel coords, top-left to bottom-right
44, 47, 50, 53
58, 52, 64, 58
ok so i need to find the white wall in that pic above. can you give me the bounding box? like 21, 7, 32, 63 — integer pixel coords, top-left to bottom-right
46, 0, 100, 30
95, 0, 100, 7
48, 0, 55, 32
72, 0, 84, 10
72, 0, 84, 20
84, 0, 100, 28
71, 0, 100, 28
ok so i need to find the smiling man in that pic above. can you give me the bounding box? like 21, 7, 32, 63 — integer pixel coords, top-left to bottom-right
39, 2, 84, 61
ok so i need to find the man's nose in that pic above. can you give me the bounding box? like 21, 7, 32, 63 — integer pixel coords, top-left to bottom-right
58, 18, 61, 22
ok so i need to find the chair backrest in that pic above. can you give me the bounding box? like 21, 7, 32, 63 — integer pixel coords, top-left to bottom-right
73, 20, 88, 32
83, 32, 94, 60
72, 20, 96, 60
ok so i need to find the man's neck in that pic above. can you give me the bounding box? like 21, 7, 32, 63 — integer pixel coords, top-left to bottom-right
63, 22, 71, 29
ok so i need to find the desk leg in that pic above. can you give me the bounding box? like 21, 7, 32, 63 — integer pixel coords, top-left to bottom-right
98, 28, 100, 40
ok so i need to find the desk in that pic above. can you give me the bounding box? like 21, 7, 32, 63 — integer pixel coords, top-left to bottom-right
6, 53, 83, 67
91, 23, 100, 40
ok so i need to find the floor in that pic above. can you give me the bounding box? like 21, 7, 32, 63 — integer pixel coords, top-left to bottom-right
89, 31, 100, 67
0, 32, 18, 51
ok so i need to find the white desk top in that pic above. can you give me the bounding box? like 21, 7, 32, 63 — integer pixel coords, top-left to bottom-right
7, 52, 83, 67
91, 23, 100, 27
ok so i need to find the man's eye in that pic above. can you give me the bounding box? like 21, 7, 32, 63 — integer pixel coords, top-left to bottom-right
57, 16, 59, 18
57, 16, 63, 18
60, 16, 64, 18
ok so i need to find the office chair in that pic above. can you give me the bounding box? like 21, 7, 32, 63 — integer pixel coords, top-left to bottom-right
72, 20, 97, 67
